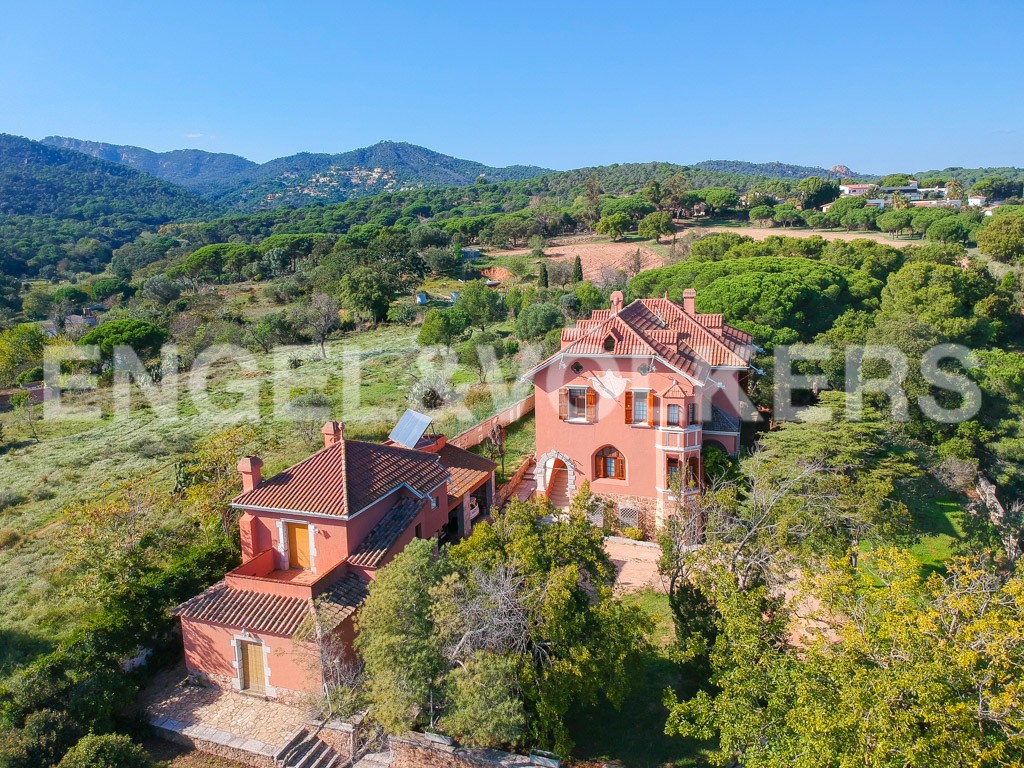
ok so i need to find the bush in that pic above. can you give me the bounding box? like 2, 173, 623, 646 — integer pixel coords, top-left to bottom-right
15, 367, 43, 385
0, 490, 25, 512
622, 527, 646, 541
0, 528, 21, 550
386, 302, 419, 325
464, 385, 494, 419
57, 734, 152, 768
0, 709, 81, 768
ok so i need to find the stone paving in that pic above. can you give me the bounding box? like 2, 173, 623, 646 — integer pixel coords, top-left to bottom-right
604, 535, 666, 593
141, 665, 309, 758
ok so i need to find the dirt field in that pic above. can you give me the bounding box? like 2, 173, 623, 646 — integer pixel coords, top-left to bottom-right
697, 224, 903, 245
495, 236, 664, 284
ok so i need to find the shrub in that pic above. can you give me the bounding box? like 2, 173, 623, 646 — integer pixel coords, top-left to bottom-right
15, 367, 44, 385
386, 302, 419, 325
0, 528, 21, 550
57, 733, 152, 768
622, 527, 646, 541
463, 385, 493, 419
0, 490, 25, 512
0, 709, 81, 768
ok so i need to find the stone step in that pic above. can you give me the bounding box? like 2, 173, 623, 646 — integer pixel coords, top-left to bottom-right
352, 751, 393, 768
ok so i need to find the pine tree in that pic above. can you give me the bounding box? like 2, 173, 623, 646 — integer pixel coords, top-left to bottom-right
572, 255, 583, 283
538, 261, 548, 288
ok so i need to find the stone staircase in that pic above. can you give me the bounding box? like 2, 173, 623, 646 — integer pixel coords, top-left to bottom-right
276, 727, 346, 768
546, 466, 570, 508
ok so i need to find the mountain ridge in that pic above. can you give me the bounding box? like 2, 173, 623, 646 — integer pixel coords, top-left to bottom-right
40, 136, 258, 194
44, 137, 553, 211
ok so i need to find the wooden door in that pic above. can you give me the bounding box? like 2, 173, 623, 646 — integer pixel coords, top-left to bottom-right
240, 641, 265, 693
287, 522, 310, 570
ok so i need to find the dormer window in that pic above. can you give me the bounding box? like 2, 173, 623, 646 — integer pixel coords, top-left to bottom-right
603, 336, 616, 352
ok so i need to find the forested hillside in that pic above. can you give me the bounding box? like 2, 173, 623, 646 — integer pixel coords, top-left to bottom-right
204, 140, 551, 210
40, 136, 257, 193
693, 159, 867, 178
0, 134, 223, 282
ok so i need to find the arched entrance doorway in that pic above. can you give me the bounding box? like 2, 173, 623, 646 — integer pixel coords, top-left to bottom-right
546, 458, 570, 507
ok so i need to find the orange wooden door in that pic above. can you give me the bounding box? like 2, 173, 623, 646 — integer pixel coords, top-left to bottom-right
240, 641, 265, 693
287, 523, 311, 569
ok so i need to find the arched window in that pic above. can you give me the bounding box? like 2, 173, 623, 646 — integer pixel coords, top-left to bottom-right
595, 446, 625, 480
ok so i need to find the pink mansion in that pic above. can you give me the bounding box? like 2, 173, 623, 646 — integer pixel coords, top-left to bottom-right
524, 289, 755, 530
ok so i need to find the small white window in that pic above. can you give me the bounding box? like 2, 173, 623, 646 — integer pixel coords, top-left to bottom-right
431, 495, 439, 509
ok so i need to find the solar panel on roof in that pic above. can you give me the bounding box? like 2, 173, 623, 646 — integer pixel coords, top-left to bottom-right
389, 409, 433, 448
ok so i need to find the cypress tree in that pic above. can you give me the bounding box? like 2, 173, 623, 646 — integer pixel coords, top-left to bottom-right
572, 255, 583, 283
538, 261, 549, 288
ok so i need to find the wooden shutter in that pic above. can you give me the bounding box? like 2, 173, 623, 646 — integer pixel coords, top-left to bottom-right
558, 388, 568, 420
595, 454, 605, 479
585, 388, 597, 422
624, 391, 633, 423
647, 391, 656, 427
615, 456, 625, 479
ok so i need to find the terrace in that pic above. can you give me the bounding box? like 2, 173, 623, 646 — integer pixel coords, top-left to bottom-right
224, 549, 350, 598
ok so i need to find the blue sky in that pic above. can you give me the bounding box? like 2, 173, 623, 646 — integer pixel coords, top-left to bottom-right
2, 1, 1021, 173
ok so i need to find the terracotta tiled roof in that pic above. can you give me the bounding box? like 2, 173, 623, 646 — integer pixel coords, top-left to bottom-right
544, 297, 753, 384
231, 439, 449, 517
438, 444, 496, 500
173, 580, 310, 636
295, 574, 371, 639
348, 496, 426, 569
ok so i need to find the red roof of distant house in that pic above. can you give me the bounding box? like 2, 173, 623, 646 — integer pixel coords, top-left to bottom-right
528, 297, 754, 383
232, 438, 449, 517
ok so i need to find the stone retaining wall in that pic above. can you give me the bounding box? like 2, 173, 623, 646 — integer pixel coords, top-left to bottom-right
389, 734, 535, 767
151, 718, 277, 768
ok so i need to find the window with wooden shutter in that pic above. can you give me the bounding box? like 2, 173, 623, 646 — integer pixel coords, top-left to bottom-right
585, 387, 597, 422
624, 391, 633, 423
558, 388, 568, 420
595, 446, 625, 480
647, 391, 656, 427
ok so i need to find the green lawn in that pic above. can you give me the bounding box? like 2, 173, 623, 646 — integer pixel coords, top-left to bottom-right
470, 412, 535, 486
568, 590, 713, 768
905, 491, 965, 576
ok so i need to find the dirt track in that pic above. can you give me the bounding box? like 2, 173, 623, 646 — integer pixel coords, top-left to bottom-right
696, 225, 902, 245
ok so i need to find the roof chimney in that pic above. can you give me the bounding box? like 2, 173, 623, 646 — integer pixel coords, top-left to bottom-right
321, 420, 344, 448
610, 290, 624, 315
237, 456, 263, 493
682, 288, 696, 315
